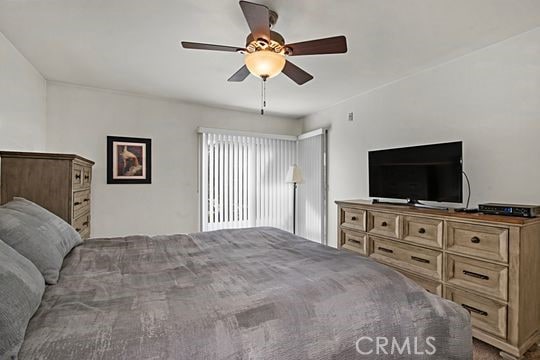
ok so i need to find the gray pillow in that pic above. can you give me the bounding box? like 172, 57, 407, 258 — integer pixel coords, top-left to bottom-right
0, 238, 45, 359
0, 199, 80, 284
6, 198, 82, 256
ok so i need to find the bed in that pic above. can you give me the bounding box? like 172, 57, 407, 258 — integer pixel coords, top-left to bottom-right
17, 227, 472, 359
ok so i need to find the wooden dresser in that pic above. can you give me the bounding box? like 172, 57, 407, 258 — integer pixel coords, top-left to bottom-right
336, 200, 540, 360
0, 151, 94, 239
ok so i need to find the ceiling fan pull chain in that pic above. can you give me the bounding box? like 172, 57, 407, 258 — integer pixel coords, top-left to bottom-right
263, 77, 267, 109
260, 78, 264, 115
260, 75, 268, 115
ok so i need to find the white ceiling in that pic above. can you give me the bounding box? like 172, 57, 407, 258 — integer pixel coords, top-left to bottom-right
1, 0, 539, 118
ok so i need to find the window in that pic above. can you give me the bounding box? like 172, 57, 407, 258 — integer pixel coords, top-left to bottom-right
199, 128, 327, 243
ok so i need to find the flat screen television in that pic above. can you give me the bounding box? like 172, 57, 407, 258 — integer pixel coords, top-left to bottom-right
368, 141, 463, 204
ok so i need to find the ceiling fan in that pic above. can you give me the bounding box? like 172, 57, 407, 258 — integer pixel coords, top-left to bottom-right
181, 1, 348, 86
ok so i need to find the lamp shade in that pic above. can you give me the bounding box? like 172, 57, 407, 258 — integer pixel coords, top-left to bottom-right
285, 165, 303, 184
244, 50, 286, 79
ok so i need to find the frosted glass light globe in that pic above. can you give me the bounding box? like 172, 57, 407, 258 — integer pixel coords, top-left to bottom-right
244, 50, 286, 79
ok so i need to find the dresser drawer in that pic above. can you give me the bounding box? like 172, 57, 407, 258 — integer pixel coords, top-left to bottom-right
341, 208, 366, 232
370, 237, 442, 280
403, 216, 443, 248
82, 167, 92, 187
393, 267, 442, 296
73, 212, 91, 236
446, 254, 508, 301
447, 222, 509, 263
72, 164, 84, 190
367, 211, 401, 238
73, 190, 91, 219
341, 229, 368, 256
445, 287, 507, 339
79, 228, 90, 240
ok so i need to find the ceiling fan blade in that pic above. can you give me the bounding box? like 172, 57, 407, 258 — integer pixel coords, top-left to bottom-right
181, 41, 244, 53
239, 1, 270, 41
282, 61, 313, 85
286, 36, 348, 56
228, 65, 251, 82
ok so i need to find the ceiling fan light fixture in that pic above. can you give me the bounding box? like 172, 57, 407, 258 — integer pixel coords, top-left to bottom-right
182, 1, 348, 86
244, 50, 286, 79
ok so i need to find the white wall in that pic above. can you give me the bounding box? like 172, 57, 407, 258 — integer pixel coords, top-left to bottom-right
303, 28, 540, 248
0, 32, 46, 150
46, 82, 302, 237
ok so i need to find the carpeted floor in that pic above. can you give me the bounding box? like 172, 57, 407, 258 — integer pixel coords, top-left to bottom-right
474, 339, 540, 359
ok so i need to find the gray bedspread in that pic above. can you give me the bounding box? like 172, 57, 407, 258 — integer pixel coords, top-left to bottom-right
20, 227, 472, 359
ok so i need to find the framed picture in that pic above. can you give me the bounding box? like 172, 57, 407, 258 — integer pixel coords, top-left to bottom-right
107, 136, 152, 184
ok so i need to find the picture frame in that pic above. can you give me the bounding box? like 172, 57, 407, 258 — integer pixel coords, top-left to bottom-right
107, 136, 152, 184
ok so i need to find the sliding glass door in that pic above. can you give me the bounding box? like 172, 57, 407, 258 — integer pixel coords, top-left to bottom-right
198, 128, 327, 243
199, 129, 295, 232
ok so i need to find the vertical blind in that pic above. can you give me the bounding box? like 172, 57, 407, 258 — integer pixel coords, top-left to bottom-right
297, 130, 327, 244
200, 130, 296, 232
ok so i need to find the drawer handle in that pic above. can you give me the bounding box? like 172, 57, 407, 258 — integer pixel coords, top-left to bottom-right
75, 174, 81, 180
82, 221, 89, 226
377, 246, 393, 254
411, 256, 430, 264
74, 201, 82, 206
84, 175, 90, 180
463, 270, 490, 281
349, 239, 362, 245
75, 228, 81, 232
381, 221, 388, 227
462, 304, 488, 317
351, 216, 358, 221
83, 198, 90, 202
418, 228, 426, 234
470, 236, 481, 244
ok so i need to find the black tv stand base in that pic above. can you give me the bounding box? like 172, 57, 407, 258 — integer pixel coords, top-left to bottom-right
372, 199, 449, 211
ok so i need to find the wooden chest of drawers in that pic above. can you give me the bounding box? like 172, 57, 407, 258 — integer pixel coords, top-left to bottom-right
336, 200, 540, 360
0, 151, 94, 239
